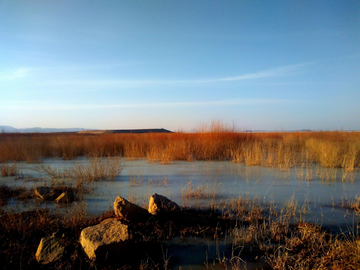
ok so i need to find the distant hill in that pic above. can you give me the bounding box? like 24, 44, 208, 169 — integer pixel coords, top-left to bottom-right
0, 126, 173, 134
0, 125, 87, 133
0, 125, 18, 133
78, 128, 173, 134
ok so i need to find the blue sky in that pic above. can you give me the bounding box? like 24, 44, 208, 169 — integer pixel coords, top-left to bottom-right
1, 1, 359, 131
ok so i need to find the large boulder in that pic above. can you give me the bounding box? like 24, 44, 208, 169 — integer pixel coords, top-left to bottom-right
35, 235, 65, 264
114, 196, 150, 222
148, 193, 180, 215
80, 218, 130, 262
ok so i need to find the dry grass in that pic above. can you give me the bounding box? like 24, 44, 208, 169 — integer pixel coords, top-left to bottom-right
0, 207, 116, 270
74, 157, 122, 182
265, 223, 360, 270
230, 196, 360, 270
0, 190, 360, 269
34, 164, 71, 179
0, 163, 18, 177
34, 157, 122, 183
0, 184, 32, 206
347, 196, 360, 217
148, 177, 168, 187
181, 180, 221, 200
0, 131, 359, 172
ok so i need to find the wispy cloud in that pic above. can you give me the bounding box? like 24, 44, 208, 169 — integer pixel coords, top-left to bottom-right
39, 62, 313, 88
2, 98, 301, 111
94, 99, 295, 109
215, 63, 312, 81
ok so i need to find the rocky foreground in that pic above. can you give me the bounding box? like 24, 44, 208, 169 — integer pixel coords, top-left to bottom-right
2, 191, 359, 270
35, 193, 181, 264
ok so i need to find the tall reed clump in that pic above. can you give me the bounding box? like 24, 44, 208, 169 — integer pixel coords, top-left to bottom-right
305, 133, 360, 172
74, 157, 122, 182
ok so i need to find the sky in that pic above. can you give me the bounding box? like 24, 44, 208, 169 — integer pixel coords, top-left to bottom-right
0, 0, 359, 131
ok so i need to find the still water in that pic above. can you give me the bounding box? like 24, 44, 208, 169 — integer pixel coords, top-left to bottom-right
1, 158, 359, 269
2, 158, 359, 230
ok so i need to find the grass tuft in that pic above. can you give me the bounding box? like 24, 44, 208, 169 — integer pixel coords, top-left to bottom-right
0, 163, 18, 177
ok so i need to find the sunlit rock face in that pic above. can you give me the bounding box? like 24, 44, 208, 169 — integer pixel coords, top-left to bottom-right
148, 193, 180, 215
79, 218, 130, 262
113, 196, 150, 222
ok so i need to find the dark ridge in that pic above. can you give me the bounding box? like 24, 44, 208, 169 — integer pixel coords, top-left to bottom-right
79, 128, 173, 134
110, 128, 173, 134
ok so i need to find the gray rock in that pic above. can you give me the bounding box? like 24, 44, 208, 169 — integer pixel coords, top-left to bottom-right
35, 235, 65, 264
79, 218, 130, 262
148, 193, 180, 215
114, 196, 150, 222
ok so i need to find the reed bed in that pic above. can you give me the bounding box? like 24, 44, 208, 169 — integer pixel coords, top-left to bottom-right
0, 131, 359, 171
34, 157, 122, 183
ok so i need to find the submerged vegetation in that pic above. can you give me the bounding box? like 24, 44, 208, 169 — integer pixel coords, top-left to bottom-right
0, 129, 359, 172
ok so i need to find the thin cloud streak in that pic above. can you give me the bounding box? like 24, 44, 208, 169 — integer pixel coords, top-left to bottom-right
217, 63, 313, 81
39, 62, 313, 88
2, 98, 301, 111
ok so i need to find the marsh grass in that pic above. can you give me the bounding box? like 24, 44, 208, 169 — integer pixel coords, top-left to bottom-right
346, 196, 360, 217
148, 177, 169, 187
0, 131, 359, 172
0, 206, 117, 270
34, 157, 122, 183
0, 163, 18, 177
34, 164, 71, 179
230, 196, 360, 270
181, 180, 221, 200
74, 157, 122, 182
0, 185, 32, 206
129, 176, 143, 187
265, 224, 360, 270
1, 129, 360, 268
1, 191, 360, 269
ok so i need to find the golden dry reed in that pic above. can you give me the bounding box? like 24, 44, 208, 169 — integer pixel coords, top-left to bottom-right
0, 130, 359, 171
